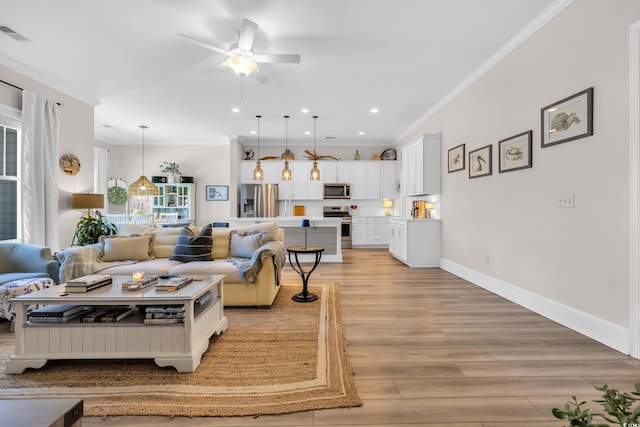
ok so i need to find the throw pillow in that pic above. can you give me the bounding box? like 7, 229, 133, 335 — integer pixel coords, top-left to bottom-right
229, 230, 264, 258
98, 234, 155, 262
170, 225, 213, 262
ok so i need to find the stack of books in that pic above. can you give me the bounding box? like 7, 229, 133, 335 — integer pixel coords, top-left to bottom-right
155, 277, 193, 292
121, 275, 158, 290
143, 305, 186, 324
82, 305, 134, 323
29, 304, 93, 323
65, 274, 112, 293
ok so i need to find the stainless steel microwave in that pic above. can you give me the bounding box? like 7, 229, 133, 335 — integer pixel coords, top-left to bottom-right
323, 183, 351, 199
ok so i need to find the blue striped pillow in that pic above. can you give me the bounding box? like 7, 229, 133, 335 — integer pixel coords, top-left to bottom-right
170, 225, 213, 262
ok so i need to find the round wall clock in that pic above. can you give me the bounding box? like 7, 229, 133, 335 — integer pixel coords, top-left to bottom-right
381, 148, 396, 160
59, 154, 81, 176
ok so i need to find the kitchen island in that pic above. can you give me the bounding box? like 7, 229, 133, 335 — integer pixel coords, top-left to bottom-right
229, 217, 342, 263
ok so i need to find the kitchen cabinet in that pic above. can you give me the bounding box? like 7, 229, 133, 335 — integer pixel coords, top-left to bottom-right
351, 217, 368, 246
323, 162, 350, 184
389, 218, 440, 267
350, 161, 392, 200
352, 217, 389, 247
380, 161, 396, 200
402, 134, 440, 196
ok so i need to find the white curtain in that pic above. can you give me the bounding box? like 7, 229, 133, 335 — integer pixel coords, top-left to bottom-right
21, 90, 59, 249
94, 147, 108, 209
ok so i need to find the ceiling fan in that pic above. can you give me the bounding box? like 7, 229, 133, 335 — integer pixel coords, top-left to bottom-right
179, 18, 301, 83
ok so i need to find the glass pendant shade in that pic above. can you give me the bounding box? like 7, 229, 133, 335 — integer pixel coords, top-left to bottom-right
253, 160, 263, 181
310, 160, 320, 181
282, 160, 292, 181
253, 115, 263, 181
129, 125, 158, 196
310, 115, 320, 181
281, 115, 292, 181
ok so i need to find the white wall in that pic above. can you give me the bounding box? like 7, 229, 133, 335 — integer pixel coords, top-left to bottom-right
396, 0, 640, 346
0, 64, 96, 250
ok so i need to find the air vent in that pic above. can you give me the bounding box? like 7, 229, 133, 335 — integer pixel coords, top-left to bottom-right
0, 26, 28, 41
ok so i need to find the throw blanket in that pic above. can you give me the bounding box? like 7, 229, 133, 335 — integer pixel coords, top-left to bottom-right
227, 241, 285, 285
55, 244, 135, 283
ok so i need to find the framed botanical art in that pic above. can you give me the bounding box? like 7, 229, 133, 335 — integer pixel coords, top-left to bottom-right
448, 144, 465, 173
541, 87, 593, 148
206, 185, 229, 201
469, 145, 492, 179
499, 130, 532, 173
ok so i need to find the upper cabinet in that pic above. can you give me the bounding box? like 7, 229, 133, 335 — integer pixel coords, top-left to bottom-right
402, 134, 440, 196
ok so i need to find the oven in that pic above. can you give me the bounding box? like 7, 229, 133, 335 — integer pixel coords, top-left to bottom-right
323, 206, 352, 249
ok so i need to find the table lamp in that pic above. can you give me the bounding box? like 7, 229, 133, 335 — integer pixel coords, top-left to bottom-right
383, 199, 393, 216
425, 202, 435, 219
301, 219, 310, 248
72, 193, 104, 218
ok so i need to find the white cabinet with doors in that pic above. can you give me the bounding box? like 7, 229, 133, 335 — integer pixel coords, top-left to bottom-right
351, 217, 368, 246
402, 134, 440, 196
352, 217, 389, 247
323, 162, 351, 184
389, 218, 440, 267
152, 183, 195, 223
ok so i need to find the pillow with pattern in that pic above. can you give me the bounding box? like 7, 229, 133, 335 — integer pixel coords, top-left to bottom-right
170, 225, 213, 262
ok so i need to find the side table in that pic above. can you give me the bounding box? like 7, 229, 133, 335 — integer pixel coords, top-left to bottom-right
287, 245, 324, 302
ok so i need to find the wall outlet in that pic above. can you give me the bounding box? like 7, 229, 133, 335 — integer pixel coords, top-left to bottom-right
484, 255, 490, 264
558, 193, 575, 208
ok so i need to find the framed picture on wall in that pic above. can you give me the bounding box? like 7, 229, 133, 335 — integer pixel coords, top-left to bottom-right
468, 145, 492, 179
499, 130, 532, 173
447, 144, 465, 173
541, 87, 593, 148
206, 185, 229, 201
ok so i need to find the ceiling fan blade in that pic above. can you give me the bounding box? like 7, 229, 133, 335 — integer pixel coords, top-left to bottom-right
256, 54, 301, 64
238, 19, 258, 51
178, 33, 228, 56
203, 62, 228, 74
253, 70, 270, 84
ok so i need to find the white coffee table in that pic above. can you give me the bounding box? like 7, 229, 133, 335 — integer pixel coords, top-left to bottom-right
7, 275, 227, 374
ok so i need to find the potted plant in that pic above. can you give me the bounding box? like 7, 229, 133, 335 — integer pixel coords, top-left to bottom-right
160, 161, 182, 183
73, 216, 117, 246
553, 383, 640, 426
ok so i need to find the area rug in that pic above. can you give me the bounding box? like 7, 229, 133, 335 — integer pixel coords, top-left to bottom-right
0, 282, 362, 417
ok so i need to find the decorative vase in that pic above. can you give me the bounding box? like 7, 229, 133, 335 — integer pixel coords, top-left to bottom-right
167, 173, 176, 183
354, 150, 360, 160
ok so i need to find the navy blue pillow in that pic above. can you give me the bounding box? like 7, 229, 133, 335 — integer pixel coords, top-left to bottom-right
170, 225, 213, 262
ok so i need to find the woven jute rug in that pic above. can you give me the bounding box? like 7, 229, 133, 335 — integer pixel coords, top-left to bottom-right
0, 282, 362, 417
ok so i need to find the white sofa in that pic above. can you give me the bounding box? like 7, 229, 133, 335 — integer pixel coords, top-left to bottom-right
55, 222, 285, 308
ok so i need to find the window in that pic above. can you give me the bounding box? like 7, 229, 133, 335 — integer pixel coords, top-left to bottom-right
0, 107, 21, 242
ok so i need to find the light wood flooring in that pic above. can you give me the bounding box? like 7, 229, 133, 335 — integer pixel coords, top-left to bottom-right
85, 248, 640, 426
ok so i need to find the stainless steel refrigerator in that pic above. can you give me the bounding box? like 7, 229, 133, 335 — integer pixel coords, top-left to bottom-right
240, 184, 279, 217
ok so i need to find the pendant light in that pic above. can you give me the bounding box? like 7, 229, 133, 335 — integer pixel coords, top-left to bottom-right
128, 125, 159, 196
310, 115, 320, 181
253, 115, 263, 181
281, 115, 292, 181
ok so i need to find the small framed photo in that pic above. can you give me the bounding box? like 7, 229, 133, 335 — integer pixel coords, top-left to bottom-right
499, 130, 532, 173
469, 145, 492, 179
448, 144, 465, 173
541, 87, 593, 148
206, 185, 228, 201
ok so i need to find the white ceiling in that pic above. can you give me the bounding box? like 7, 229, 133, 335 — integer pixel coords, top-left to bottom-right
0, 0, 556, 148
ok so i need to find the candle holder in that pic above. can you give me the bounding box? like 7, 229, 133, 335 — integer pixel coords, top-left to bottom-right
133, 271, 145, 283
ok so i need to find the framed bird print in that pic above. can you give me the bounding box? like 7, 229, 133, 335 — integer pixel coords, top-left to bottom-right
448, 144, 465, 173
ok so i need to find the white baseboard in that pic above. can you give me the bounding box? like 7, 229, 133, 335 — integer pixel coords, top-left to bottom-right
440, 258, 630, 355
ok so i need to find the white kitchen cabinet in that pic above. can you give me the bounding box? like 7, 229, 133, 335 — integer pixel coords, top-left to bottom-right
401, 134, 440, 196
389, 218, 440, 267
380, 161, 397, 200
350, 162, 367, 199
351, 217, 368, 246
367, 217, 389, 245
278, 161, 323, 200
366, 162, 381, 199
322, 162, 350, 184
241, 161, 278, 184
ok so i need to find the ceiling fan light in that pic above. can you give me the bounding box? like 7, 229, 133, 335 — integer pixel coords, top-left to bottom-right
226, 55, 258, 76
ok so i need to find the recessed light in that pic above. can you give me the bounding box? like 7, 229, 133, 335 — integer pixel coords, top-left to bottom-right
370, 108, 379, 114
250, 130, 257, 135
301, 108, 310, 114
231, 108, 240, 113
358, 131, 365, 135
304, 131, 311, 135
325, 136, 335, 140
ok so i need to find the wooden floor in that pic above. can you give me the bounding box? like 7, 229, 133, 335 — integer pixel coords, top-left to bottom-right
85, 248, 640, 426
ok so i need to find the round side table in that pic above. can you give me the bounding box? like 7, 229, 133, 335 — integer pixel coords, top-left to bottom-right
287, 245, 324, 302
